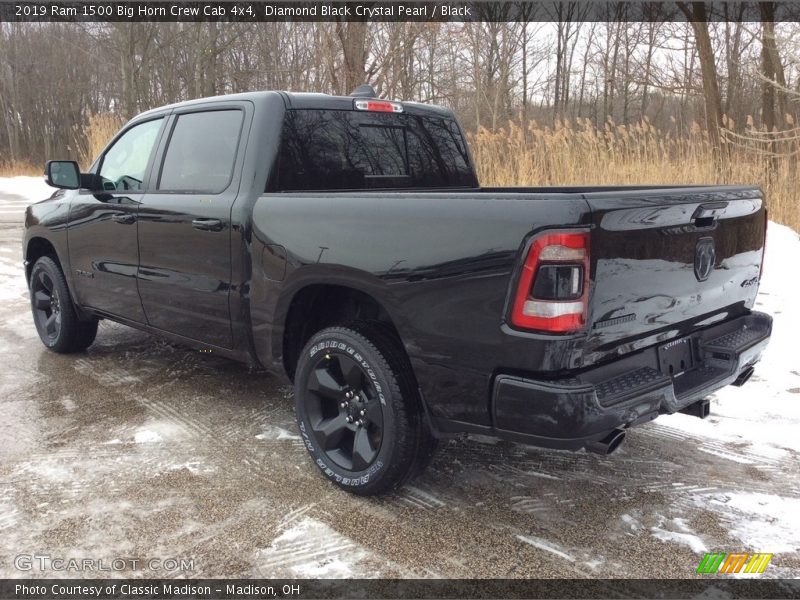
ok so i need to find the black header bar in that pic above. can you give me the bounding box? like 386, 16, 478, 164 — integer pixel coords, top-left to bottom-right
3, 1, 800, 22
3, 578, 800, 600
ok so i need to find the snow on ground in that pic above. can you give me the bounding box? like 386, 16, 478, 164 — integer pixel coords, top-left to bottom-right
254, 517, 370, 577
0, 175, 52, 203
651, 516, 709, 554
0, 176, 53, 224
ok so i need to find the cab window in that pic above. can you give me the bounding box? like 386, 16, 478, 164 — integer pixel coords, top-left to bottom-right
98, 118, 163, 191
157, 110, 243, 193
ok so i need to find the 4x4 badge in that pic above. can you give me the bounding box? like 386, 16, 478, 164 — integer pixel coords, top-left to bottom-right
694, 237, 716, 281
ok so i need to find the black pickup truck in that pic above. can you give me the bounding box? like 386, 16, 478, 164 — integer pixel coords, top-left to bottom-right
25, 88, 771, 495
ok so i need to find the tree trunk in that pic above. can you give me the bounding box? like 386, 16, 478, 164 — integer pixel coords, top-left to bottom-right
678, 3, 723, 156
335, 21, 368, 95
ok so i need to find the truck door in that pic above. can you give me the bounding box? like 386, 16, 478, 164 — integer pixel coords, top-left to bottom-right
68, 117, 166, 322
135, 106, 247, 348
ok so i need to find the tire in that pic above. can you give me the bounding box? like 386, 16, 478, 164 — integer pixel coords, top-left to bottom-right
29, 256, 98, 353
294, 321, 436, 495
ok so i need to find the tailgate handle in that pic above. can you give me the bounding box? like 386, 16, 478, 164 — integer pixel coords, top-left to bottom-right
692, 202, 727, 227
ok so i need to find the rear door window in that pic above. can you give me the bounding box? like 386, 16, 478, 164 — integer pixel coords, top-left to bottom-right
158, 110, 243, 193
274, 109, 476, 191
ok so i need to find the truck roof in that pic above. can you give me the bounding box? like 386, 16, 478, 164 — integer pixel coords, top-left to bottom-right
136, 90, 456, 119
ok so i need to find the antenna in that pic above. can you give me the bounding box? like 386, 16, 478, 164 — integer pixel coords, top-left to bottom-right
350, 84, 376, 98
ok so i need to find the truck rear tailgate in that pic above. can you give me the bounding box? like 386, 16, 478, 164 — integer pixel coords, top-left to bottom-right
583, 186, 766, 364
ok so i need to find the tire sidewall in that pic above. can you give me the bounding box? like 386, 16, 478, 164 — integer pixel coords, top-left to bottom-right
30, 258, 71, 349
295, 329, 403, 493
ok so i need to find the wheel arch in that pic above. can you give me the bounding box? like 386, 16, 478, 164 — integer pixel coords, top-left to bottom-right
24, 232, 87, 319
24, 235, 61, 282
279, 281, 406, 383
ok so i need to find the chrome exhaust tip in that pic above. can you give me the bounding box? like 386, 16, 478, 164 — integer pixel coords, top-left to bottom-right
732, 366, 755, 387
586, 428, 626, 455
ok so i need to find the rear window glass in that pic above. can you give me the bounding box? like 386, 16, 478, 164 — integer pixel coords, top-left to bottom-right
273, 109, 476, 191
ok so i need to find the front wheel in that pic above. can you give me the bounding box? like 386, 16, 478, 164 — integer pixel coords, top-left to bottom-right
29, 256, 98, 353
294, 322, 435, 495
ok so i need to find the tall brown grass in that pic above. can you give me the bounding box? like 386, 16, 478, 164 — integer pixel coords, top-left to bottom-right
0, 112, 125, 178
78, 112, 125, 168
0, 161, 40, 177
469, 117, 799, 233
2, 114, 798, 233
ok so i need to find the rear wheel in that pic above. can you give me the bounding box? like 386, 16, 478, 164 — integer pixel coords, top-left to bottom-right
294, 321, 436, 495
29, 256, 98, 353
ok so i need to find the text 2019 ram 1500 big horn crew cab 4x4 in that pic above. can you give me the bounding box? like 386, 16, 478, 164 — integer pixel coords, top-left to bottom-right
25, 88, 771, 495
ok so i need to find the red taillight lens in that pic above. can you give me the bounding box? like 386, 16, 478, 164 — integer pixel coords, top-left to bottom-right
353, 99, 403, 113
511, 231, 590, 333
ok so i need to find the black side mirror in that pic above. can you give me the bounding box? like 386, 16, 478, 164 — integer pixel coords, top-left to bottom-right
44, 160, 81, 190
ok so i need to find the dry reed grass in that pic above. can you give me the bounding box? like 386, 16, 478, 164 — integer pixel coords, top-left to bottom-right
2, 114, 798, 233
0, 113, 124, 177
468, 117, 799, 233
78, 112, 125, 168
0, 160, 40, 177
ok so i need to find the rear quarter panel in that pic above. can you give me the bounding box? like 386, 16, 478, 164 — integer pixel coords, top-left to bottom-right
249, 191, 591, 425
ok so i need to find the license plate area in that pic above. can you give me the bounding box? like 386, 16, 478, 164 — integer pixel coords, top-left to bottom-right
658, 337, 695, 377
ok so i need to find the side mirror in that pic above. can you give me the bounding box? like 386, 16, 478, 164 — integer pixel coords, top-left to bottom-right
44, 160, 81, 190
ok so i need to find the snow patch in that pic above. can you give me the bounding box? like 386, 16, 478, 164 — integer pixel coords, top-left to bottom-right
697, 446, 755, 464
650, 517, 707, 553
168, 462, 203, 474
621, 513, 642, 532
129, 421, 186, 444
516, 535, 575, 561
255, 426, 300, 441
134, 430, 162, 444
584, 559, 604, 569
704, 493, 800, 553
22, 461, 74, 482
254, 517, 369, 578
0, 176, 53, 204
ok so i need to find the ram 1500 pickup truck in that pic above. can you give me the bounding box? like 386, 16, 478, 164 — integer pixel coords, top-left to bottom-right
25, 88, 771, 495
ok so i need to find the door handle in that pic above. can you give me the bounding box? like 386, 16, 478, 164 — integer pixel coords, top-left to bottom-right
111, 213, 136, 225
192, 218, 224, 232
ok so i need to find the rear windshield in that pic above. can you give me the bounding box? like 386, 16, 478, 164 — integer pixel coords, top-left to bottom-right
272, 109, 477, 191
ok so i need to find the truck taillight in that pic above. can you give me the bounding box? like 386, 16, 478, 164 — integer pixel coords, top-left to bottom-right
353, 99, 403, 113
511, 231, 590, 333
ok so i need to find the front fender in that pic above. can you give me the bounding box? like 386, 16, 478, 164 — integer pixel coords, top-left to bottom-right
23, 194, 75, 303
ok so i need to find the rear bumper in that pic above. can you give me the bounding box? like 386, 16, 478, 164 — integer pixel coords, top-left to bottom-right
486, 311, 772, 450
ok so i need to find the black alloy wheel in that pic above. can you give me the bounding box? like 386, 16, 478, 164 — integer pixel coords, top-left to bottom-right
294, 322, 437, 495
31, 268, 62, 343
306, 351, 385, 471
29, 256, 98, 353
